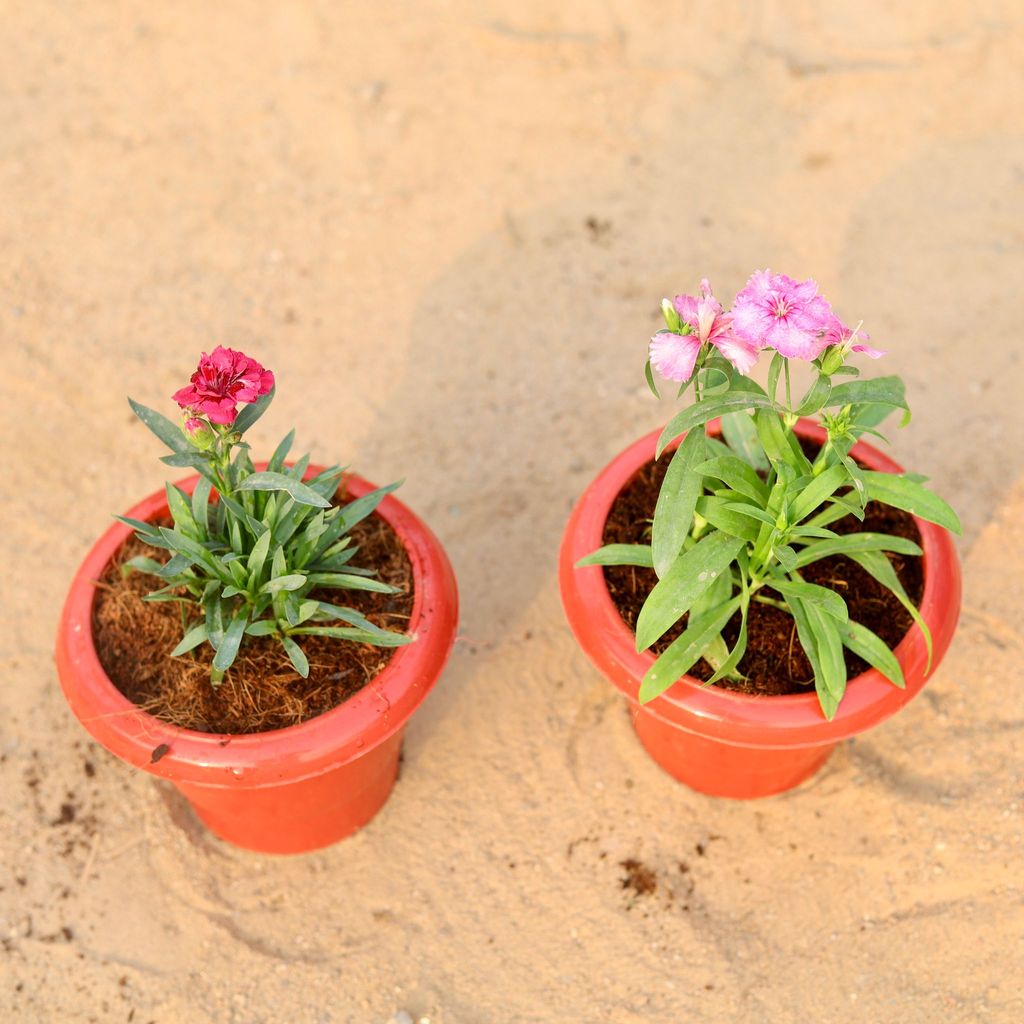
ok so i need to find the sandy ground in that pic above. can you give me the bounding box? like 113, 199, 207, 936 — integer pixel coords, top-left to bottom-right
2, 2, 1024, 1021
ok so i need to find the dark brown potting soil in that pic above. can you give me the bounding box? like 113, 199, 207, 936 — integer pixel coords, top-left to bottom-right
92, 505, 415, 734
601, 449, 924, 697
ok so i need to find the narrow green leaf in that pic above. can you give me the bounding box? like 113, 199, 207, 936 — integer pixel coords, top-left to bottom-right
191, 476, 212, 536
128, 397, 190, 453
121, 555, 164, 576
281, 635, 309, 677
720, 410, 769, 472
695, 496, 761, 542
840, 620, 905, 689
165, 482, 197, 534
232, 386, 275, 435
644, 359, 660, 399
304, 572, 399, 593
789, 463, 849, 524
247, 529, 272, 582
339, 481, 402, 530
266, 429, 295, 473
847, 550, 933, 670
826, 375, 907, 411
212, 614, 247, 672
862, 472, 962, 534
245, 619, 279, 637
260, 573, 307, 595
289, 626, 414, 647
651, 427, 705, 578
771, 578, 849, 622
238, 471, 331, 509
639, 596, 741, 702
790, 532, 922, 568
576, 544, 654, 568
695, 455, 769, 505
795, 373, 832, 416
755, 408, 812, 474
635, 532, 745, 651
170, 623, 208, 657
657, 393, 774, 459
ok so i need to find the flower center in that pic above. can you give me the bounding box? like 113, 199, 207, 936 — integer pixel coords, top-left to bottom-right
772, 297, 791, 320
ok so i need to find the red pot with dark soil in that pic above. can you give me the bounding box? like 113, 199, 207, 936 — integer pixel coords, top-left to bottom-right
560, 421, 961, 798
560, 272, 962, 799
56, 348, 458, 853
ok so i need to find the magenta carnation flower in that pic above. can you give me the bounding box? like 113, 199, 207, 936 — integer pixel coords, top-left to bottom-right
731, 270, 834, 360
173, 346, 275, 425
649, 279, 759, 382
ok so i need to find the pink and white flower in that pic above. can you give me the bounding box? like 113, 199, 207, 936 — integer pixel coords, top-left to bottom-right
731, 270, 834, 360
649, 279, 759, 382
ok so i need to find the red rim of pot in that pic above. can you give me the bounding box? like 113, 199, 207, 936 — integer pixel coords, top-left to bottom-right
559, 418, 962, 750
56, 464, 459, 785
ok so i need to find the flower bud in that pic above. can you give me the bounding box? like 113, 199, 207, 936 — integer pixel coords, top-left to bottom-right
661, 298, 682, 333
184, 417, 215, 450
819, 344, 847, 376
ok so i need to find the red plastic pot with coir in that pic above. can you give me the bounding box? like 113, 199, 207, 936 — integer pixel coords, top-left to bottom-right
56, 466, 459, 853
559, 419, 961, 799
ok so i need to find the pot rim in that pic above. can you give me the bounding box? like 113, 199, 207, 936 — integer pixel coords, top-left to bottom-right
558, 418, 962, 749
56, 464, 459, 786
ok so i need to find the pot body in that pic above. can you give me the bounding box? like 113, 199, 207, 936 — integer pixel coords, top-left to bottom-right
559, 420, 961, 799
56, 466, 459, 853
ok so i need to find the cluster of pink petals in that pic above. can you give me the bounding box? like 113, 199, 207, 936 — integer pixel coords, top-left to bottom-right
173, 346, 275, 425
649, 279, 759, 383
731, 270, 835, 360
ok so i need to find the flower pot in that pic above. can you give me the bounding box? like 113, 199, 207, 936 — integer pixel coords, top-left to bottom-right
559, 419, 961, 799
56, 467, 458, 853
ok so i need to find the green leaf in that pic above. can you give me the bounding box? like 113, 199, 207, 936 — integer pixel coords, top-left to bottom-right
635, 532, 745, 651
339, 481, 402, 530
170, 623, 208, 657
651, 427, 705, 578
280, 635, 309, 677
790, 532, 922, 569
786, 596, 845, 719
289, 626, 414, 647
719, 410, 769, 472
795, 373, 832, 416
128, 397, 190, 454
840, 620, 905, 689
159, 451, 214, 472
165, 482, 197, 534
754, 408, 812, 474
770, 578, 849, 623
826, 375, 907, 411
644, 359, 660, 399
212, 614, 248, 672
766, 351, 784, 402
861, 472, 961, 534
789, 464, 849, 525
121, 555, 164, 576
260, 574, 307, 595
232, 385, 275, 435
158, 527, 231, 582
847, 549, 933, 670
154, 553, 191, 579
304, 572, 399, 593
245, 619, 279, 637
695, 455, 769, 505
247, 529, 272, 583
268, 429, 295, 473
656, 393, 774, 459
695, 496, 761, 542
237, 471, 331, 509
191, 477, 212, 536
575, 545, 654, 568
639, 596, 741, 702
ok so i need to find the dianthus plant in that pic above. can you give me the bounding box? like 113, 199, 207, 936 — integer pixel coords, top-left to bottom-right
580, 271, 960, 719
121, 347, 412, 686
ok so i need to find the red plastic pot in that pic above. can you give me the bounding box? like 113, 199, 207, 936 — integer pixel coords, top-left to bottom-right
56, 466, 458, 853
559, 419, 961, 799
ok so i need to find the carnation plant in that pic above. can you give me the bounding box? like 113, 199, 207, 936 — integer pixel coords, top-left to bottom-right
580, 271, 961, 718
120, 347, 412, 686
